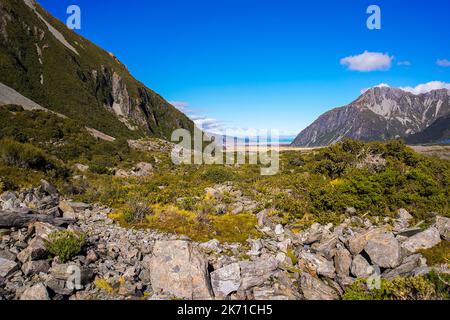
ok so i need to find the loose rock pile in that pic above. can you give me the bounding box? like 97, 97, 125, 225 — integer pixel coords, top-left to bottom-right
0, 181, 449, 300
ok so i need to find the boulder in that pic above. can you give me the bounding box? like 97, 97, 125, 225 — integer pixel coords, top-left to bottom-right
364, 232, 401, 268
20, 283, 50, 300
312, 234, 339, 259
0, 249, 16, 261
32, 221, 59, 241
382, 254, 424, 279
239, 255, 279, 291
66, 202, 92, 212
132, 162, 153, 177
298, 252, 335, 278
351, 255, 374, 278
22, 260, 50, 276
300, 273, 339, 300
298, 223, 325, 245
435, 216, 450, 241
347, 228, 384, 255
0, 257, 18, 278
334, 247, 352, 276
274, 224, 284, 235
210, 262, 241, 298
394, 209, 413, 232
401, 227, 441, 253
199, 239, 222, 253
148, 240, 213, 299
396, 208, 413, 221
17, 238, 48, 263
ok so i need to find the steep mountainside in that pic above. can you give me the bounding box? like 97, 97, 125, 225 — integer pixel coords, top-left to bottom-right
407, 113, 450, 145
291, 87, 450, 147
0, 0, 194, 140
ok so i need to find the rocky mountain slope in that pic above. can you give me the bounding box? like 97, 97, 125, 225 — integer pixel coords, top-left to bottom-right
407, 113, 450, 145
291, 87, 450, 147
0, 0, 194, 140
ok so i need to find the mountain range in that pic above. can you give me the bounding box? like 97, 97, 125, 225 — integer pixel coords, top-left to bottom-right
0, 0, 194, 140
291, 86, 450, 147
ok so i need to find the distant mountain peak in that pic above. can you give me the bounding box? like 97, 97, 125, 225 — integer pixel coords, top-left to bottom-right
291, 85, 450, 147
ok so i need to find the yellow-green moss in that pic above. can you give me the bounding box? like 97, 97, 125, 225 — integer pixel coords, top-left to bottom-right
418, 241, 450, 266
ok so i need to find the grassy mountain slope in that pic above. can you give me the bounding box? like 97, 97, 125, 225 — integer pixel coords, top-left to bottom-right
0, 0, 194, 140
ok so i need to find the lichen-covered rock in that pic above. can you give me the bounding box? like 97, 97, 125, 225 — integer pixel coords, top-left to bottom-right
334, 247, 352, 276
347, 228, 384, 255
210, 262, 240, 298
300, 273, 339, 300
382, 254, 424, 279
0, 257, 18, 278
401, 227, 441, 253
148, 240, 213, 299
20, 283, 50, 300
364, 232, 401, 268
351, 255, 374, 278
298, 252, 335, 278
21, 260, 50, 276
435, 216, 450, 241
17, 238, 47, 263
239, 255, 279, 291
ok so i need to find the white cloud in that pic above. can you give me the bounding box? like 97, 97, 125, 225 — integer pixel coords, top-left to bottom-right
437, 59, 450, 67
191, 116, 225, 134
397, 60, 411, 66
360, 83, 390, 94
400, 81, 450, 94
340, 51, 394, 72
169, 101, 190, 112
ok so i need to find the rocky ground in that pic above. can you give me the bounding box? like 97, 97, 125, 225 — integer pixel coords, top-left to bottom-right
0, 180, 449, 300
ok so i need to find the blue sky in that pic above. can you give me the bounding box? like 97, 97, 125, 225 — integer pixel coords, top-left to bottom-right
39, 0, 450, 136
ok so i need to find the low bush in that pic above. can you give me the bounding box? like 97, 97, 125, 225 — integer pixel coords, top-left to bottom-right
45, 230, 87, 262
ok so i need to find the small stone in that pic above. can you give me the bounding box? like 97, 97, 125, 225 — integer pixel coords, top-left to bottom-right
85, 249, 99, 265
20, 283, 50, 300
274, 224, 284, 235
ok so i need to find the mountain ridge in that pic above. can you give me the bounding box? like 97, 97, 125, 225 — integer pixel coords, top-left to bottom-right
0, 0, 194, 140
291, 86, 450, 147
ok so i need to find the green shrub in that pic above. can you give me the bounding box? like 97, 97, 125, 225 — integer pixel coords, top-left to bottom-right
123, 200, 153, 223
342, 276, 440, 300
45, 230, 87, 262
0, 139, 56, 171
